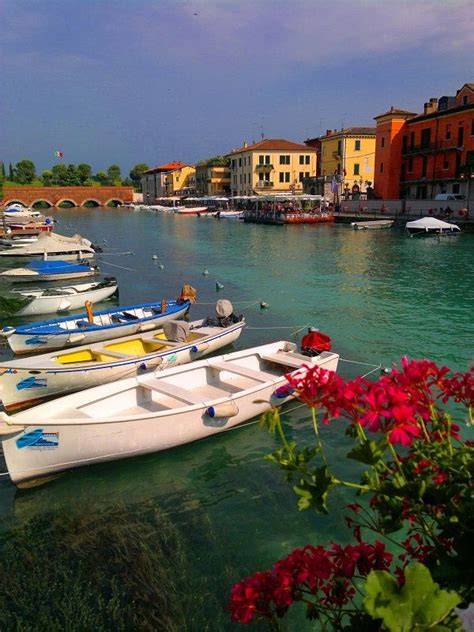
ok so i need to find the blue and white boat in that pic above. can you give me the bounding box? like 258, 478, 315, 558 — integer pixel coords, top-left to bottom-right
0, 260, 98, 283
1, 298, 192, 354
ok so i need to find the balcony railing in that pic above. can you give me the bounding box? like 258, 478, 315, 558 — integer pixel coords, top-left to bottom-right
402, 140, 462, 156
332, 151, 342, 160
255, 181, 274, 188
255, 164, 273, 171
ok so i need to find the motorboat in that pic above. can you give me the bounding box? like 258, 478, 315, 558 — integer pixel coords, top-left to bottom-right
351, 220, 394, 230
1, 297, 192, 354
5, 277, 118, 317
0, 260, 98, 283
174, 206, 209, 215
0, 315, 245, 411
0, 232, 96, 260
0, 340, 340, 485
2, 204, 43, 221
405, 217, 461, 236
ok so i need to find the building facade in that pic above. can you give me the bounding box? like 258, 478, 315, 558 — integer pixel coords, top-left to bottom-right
226, 139, 317, 196
374, 83, 474, 200
141, 161, 195, 202
195, 161, 231, 196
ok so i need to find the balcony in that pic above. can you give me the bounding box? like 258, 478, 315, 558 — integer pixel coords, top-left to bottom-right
332, 151, 342, 160
255, 163, 273, 171
402, 140, 462, 156
255, 181, 274, 189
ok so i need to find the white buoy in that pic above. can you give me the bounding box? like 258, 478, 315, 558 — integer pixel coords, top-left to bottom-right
152, 254, 158, 260
216, 281, 224, 290
202, 268, 209, 275
260, 301, 269, 309
158, 263, 164, 269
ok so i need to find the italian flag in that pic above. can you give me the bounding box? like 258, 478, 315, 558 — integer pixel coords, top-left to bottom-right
54, 150, 64, 158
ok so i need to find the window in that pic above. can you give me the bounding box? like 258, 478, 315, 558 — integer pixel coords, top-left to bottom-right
231, 159, 236, 169
421, 156, 427, 178
279, 172, 290, 183
353, 164, 360, 176
337, 140, 342, 155
299, 172, 305, 182
300, 154, 310, 164
421, 128, 431, 148
354, 140, 361, 151
258, 172, 264, 181
463, 95, 468, 105
238, 158, 242, 167
280, 155, 290, 165
408, 158, 413, 172
452, 183, 461, 194
443, 158, 449, 170
409, 132, 415, 149
471, 119, 474, 135
305, 172, 310, 179
380, 162, 384, 174
258, 155, 264, 164
265, 155, 271, 165
446, 126, 451, 141
381, 137, 385, 148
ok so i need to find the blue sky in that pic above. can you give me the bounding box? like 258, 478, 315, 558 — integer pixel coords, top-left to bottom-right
1, 0, 472, 176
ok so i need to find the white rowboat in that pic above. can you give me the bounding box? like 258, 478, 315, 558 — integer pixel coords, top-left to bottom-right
0, 341, 340, 485
0, 318, 245, 411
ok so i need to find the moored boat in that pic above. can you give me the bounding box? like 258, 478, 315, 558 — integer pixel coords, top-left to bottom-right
351, 220, 394, 230
0, 260, 98, 283
0, 232, 96, 260
1, 296, 192, 354
0, 314, 245, 411
6, 278, 118, 317
405, 217, 461, 236
0, 341, 340, 485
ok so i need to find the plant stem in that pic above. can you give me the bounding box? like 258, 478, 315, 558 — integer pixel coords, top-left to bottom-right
311, 406, 328, 465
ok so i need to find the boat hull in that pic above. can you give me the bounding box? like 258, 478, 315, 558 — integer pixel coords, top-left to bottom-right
1, 348, 339, 484
0, 322, 245, 411
5, 270, 96, 283
13, 283, 117, 316
4, 301, 190, 354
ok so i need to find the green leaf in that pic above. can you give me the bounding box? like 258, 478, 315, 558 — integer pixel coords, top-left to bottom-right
347, 437, 388, 465
293, 466, 335, 513
363, 563, 461, 632
259, 408, 281, 434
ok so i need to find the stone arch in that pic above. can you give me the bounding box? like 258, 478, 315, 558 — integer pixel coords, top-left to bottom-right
82, 199, 101, 208
3, 199, 28, 208
105, 198, 124, 207
31, 199, 54, 208
56, 199, 79, 208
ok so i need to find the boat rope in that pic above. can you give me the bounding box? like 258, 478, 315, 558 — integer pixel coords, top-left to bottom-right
96, 251, 134, 257
96, 259, 138, 272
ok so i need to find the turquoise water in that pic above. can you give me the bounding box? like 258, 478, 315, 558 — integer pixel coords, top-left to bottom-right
0, 209, 472, 629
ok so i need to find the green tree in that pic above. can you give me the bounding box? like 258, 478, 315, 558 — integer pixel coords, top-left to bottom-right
8, 163, 14, 181
107, 164, 121, 184
0, 162, 5, 179
77, 163, 92, 185
15, 160, 36, 184
129, 163, 149, 187
95, 171, 108, 184
66, 164, 80, 186
42, 170, 53, 186
51, 164, 69, 186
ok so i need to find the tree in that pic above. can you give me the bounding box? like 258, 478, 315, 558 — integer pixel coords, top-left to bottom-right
77, 163, 92, 185
51, 164, 69, 186
95, 171, 108, 185
15, 160, 36, 184
129, 163, 149, 187
66, 164, 80, 186
42, 170, 53, 186
8, 163, 14, 181
0, 162, 5, 179
107, 164, 121, 185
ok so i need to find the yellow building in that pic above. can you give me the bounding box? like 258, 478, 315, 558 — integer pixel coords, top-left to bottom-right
195, 159, 231, 196
320, 127, 376, 198
165, 164, 196, 196
227, 139, 317, 196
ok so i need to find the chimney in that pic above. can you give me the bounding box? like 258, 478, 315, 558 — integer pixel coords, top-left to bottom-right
243, 141, 248, 148
326, 129, 332, 136
424, 98, 438, 115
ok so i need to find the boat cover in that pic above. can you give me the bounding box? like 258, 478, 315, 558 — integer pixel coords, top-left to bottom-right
163, 320, 190, 342
0, 232, 93, 255
406, 217, 460, 231
26, 260, 91, 273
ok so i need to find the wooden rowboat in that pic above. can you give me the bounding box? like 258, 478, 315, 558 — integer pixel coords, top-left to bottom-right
0, 318, 245, 411
0, 341, 340, 485
1, 298, 191, 354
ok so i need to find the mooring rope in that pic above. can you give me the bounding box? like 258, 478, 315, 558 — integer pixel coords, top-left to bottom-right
96, 259, 138, 272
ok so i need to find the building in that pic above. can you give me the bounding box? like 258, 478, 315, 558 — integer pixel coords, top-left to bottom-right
195, 158, 231, 196
141, 161, 196, 202
374, 83, 474, 200
226, 139, 317, 196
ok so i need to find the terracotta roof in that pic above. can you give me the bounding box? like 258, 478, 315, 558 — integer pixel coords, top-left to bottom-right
457, 83, 474, 94
229, 139, 316, 155
374, 108, 418, 119
144, 161, 190, 174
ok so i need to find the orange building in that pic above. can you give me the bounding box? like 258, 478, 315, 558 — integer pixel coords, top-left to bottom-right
374, 83, 474, 200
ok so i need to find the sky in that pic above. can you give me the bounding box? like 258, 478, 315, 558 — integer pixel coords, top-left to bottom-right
1, 0, 473, 176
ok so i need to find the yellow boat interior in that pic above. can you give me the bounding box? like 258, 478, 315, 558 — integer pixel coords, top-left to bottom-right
54, 330, 209, 365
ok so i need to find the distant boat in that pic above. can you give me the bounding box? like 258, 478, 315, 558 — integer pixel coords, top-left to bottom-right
0, 260, 98, 283
0, 341, 340, 485
351, 220, 394, 230
1, 298, 192, 354
6, 277, 118, 317
0, 316, 245, 411
174, 206, 209, 215
2, 205, 43, 221
0, 232, 96, 260
405, 216, 461, 237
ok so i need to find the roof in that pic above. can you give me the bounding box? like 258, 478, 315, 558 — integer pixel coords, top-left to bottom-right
228, 139, 316, 155
318, 127, 377, 140
144, 161, 190, 174
374, 108, 418, 119
457, 83, 474, 94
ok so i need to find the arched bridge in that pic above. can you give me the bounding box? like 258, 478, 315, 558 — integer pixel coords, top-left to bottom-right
1, 186, 134, 208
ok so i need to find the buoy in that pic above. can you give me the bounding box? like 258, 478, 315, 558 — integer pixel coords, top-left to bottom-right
260, 301, 269, 309
158, 263, 164, 269
216, 281, 224, 290
202, 268, 209, 275
206, 401, 239, 418
152, 255, 158, 260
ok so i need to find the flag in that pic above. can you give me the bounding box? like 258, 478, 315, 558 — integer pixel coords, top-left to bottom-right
54, 150, 64, 158
331, 176, 338, 193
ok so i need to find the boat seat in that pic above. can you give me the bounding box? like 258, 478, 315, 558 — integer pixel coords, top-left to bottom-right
260, 351, 306, 369
207, 360, 275, 382
140, 380, 203, 405
76, 320, 94, 328
111, 311, 138, 323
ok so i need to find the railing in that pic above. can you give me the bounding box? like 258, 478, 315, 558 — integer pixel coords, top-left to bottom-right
255, 181, 274, 188
255, 164, 273, 171
402, 140, 462, 155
